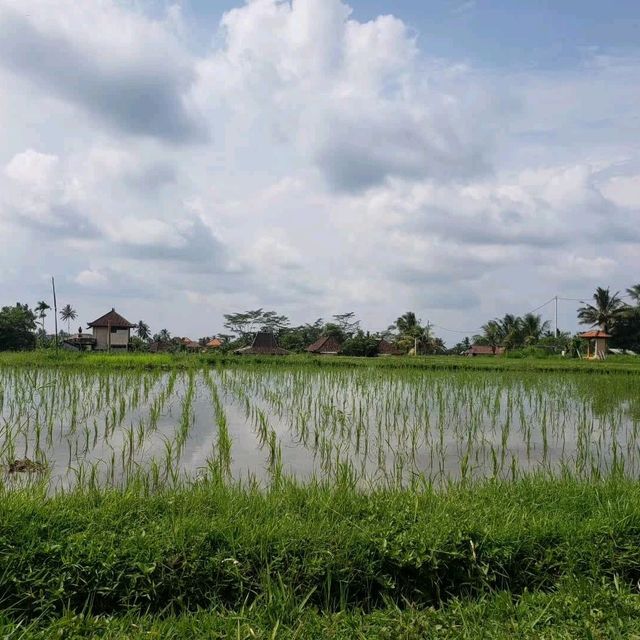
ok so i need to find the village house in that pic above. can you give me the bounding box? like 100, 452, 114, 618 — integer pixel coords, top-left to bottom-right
180, 338, 201, 352
206, 338, 223, 350
307, 335, 342, 355
87, 308, 135, 351
376, 338, 403, 356
464, 345, 506, 357
235, 332, 290, 355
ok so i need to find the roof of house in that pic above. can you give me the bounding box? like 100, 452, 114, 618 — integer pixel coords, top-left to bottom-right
181, 338, 200, 349
87, 308, 135, 329
376, 338, 403, 356
307, 335, 341, 354
235, 332, 290, 355
465, 344, 505, 355
206, 338, 223, 348
579, 330, 612, 339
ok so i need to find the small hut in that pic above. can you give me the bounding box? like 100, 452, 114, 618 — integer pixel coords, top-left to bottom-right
180, 338, 201, 352
464, 345, 505, 357
206, 337, 223, 350
579, 329, 611, 359
87, 308, 135, 351
375, 338, 403, 356
235, 332, 290, 356
307, 335, 342, 355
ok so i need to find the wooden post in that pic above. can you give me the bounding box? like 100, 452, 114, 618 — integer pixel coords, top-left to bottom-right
51, 276, 58, 351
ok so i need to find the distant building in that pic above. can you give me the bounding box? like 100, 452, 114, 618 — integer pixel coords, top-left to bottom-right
148, 340, 173, 353
235, 332, 290, 356
180, 338, 201, 351
579, 329, 611, 359
206, 338, 223, 350
464, 345, 505, 356
63, 327, 97, 351
307, 335, 342, 355
87, 308, 135, 351
376, 338, 403, 356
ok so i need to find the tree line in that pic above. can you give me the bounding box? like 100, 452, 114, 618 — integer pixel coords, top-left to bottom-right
1, 283, 639, 355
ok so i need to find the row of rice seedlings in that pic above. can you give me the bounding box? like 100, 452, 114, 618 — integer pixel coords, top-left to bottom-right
1, 364, 639, 491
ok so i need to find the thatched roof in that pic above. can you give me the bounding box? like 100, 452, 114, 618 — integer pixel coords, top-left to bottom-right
88, 308, 135, 329
376, 338, 403, 356
307, 335, 341, 354
464, 345, 505, 356
235, 332, 290, 355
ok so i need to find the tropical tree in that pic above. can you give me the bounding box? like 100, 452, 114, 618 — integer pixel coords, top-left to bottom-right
136, 320, 151, 341
498, 314, 522, 349
520, 313, 550, 346
34, 300, 50, 335
153, 329, 172, 343
577, 287, 625, 332
391, 311, 442, 354
0, 303, 37, 351
59, 304, 77, 334
627, 284, 640, 305
474, 320, 503, 354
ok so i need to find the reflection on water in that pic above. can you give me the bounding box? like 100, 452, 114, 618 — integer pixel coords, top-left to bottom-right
1, 366, 639, 489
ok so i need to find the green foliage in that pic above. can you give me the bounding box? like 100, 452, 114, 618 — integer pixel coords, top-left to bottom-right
577, 287, 625, 332
475, 313, 550, 351
1, 478, 640, 631
0, 303, 37, 351
340, 330, 380, 356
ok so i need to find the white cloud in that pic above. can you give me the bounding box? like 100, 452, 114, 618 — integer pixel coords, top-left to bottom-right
74, 269, 108, 288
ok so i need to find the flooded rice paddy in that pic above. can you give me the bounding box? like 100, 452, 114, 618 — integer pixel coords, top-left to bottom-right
1, 366, 639, 489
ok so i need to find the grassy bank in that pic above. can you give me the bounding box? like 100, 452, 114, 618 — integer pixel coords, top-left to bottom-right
2, 581, 638, 638
2, 349, 640, 374
1, 477, 640, 636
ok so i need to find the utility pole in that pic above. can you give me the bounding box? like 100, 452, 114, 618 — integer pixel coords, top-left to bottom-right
51, 276, 58, 351
554, 296, 558, 338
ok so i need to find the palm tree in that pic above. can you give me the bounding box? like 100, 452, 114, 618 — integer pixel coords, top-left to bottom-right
521, 313, 550, 346
59, 304, 77, 334
136, 321, 151, 341
393, 311, 435, 354
577, 287, 625, 332
156, 329, 171, 343
35, 301, 51, 334
475, 320, 503, 354
499, 314, 522, 349
627, 284, 640, 306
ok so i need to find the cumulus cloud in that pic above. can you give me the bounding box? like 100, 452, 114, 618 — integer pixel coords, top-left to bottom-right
0, 0, 206, 142
197, 0, 497, 191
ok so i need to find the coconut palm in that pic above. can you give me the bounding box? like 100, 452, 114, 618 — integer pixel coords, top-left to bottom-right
393, 311, 436, 354
136, 320, 151, 341
521, 313, 550, 346
59, 304, 77, 334
475, 320, 503, 354
155, 329, 171, 343
577, 287, 625, 332
34, 301, 50, 334
627, 284, 640, 306
499, 314, 522, 349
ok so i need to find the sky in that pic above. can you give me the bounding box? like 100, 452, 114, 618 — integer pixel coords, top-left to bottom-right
0, 0, 638, 342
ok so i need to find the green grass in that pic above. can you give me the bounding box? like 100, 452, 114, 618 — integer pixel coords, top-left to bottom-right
1, 477, 640, 637
2, 349, 640, 374
2, 582, 639, 639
